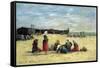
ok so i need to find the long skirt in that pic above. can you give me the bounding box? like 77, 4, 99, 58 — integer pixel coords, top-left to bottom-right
43, 40, 48, 51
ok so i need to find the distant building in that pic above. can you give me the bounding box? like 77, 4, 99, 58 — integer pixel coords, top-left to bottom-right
34, 28, 69, 34
67, 32, 87, 37
16, 27, 33, 40
16, 27, 69, 35
16, 27, 69, 40
17, 27, 33, 35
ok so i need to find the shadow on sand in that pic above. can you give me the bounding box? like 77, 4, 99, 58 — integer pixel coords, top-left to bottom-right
25, 51, 51, 56
25, 50, 83, 56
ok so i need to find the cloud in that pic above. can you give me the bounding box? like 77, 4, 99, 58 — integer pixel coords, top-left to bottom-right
16, 3, 96, 32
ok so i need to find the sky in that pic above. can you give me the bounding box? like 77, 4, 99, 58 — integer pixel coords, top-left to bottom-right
16, 3, 96, 32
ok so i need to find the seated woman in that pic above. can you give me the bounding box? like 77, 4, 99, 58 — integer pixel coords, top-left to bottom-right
53, 40, 60, 51
71, 40, 79, 52
56, 45, 68, 53
32, 39, 41, 53
64, 40, 72, 52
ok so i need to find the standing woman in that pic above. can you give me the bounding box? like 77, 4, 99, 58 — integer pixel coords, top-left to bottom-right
43, 31, 48, 54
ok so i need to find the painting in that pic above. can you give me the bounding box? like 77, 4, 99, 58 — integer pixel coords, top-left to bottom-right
11, 1, 98, 66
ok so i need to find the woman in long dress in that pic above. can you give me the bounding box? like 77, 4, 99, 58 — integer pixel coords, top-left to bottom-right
43, 31, 48, 54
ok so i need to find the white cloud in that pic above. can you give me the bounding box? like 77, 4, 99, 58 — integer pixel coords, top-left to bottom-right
68, 8, 74, 12
48, 13, 57, 16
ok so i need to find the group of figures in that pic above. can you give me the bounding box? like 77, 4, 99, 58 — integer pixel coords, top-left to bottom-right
32, 31, 49, 54
50, 40, 79, 53
32, 31, 87, 54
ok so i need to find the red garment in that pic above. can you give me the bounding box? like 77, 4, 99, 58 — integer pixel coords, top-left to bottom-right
71, 46, 79, 51
71, 43, 79, 51
43, 40, 48, 51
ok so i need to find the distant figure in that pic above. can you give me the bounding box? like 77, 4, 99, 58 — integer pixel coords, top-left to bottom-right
43, 31, 48, 54
64, 40, 72, 52
32, 39, 41, 53
53, 40, 60, 51
71, 40, 79, 51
